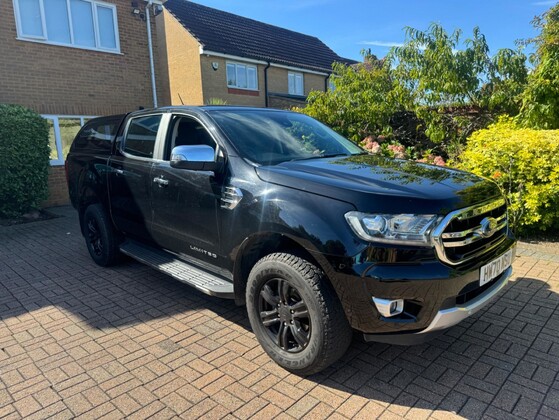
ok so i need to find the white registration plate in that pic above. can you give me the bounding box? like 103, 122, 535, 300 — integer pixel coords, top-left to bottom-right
479, 249, 513, 286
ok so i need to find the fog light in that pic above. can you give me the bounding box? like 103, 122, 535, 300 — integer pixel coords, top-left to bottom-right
373, 297, 404, 318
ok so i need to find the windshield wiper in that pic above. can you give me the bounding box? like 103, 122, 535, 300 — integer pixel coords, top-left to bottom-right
290, 153, 350, 162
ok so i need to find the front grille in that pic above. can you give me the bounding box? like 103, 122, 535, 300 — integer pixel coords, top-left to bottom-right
433, 198, 508, 266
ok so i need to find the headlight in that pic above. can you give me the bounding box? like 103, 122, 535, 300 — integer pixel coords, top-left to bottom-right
344, 212, 441, 246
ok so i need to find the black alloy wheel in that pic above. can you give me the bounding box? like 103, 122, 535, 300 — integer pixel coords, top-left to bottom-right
246, 253, 352, 375
258, 278, 311, 353
87, 217, 103, 257
82, 204, 120, 267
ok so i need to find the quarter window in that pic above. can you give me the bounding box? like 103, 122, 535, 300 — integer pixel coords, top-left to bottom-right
73, 115, 122, 152
288, 72, 304, 96
123, 115, 162, 158
13, 0, 120, 52
226, 62, 258, 90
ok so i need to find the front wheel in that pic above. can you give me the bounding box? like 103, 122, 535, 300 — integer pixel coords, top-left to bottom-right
82, 204, 120, 267
246, 253, 352, 375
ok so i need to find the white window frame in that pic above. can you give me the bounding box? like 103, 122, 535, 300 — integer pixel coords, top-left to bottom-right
43, 114, 96, 165
13, 0, 121, 53
226, 61, 258, 91
288, 72, 304, 96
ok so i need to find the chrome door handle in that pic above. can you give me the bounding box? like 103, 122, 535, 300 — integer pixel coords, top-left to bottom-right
153, 176, 169, 187
115, 169, 124, 175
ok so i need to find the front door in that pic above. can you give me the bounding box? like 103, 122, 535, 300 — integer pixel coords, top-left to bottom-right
108, 114, 163, 242
150, 114, 222, 262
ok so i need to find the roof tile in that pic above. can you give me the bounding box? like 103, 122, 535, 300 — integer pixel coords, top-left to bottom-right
164, 0, 354, 73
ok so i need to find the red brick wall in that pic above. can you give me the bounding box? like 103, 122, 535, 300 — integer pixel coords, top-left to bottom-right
0, 0, 169, 115
43, 166, 69, 208
0, 0, 171, 206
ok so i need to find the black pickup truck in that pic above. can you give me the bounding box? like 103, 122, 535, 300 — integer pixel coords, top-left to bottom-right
66, 106, 515, 375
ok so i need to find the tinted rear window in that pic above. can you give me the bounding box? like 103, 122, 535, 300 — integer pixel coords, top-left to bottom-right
71, 115, 124, 152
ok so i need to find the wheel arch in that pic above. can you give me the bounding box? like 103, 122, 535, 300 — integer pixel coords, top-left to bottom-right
77, 186, 109, 236
232, 231, 334, 305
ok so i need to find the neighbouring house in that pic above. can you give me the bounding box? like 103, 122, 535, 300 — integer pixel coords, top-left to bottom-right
157, 0, 354, 109
0, 0, 170, 206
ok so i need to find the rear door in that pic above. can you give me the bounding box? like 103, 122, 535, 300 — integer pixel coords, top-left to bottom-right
108, 113, 165, 242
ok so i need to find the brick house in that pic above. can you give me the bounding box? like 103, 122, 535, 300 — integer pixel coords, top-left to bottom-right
157, 0, 354, 109
0, 0, 170, 206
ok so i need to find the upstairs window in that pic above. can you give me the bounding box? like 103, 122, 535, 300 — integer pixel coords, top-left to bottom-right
288, 72, 304, 96
226, 62, 258, 90
14, 0, 120, 52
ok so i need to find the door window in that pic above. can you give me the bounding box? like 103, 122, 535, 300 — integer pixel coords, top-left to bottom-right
165, 116, 216, 160
123, 115, 162, 158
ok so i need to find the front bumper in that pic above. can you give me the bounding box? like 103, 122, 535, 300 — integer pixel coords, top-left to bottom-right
363, 265, 512, 345
318, 233, 516, 341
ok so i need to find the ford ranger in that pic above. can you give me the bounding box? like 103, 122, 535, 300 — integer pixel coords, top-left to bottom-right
66, 107, 515, 375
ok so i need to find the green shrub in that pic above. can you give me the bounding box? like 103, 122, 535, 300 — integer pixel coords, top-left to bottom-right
0, 104, 50, 218
458, 117, 559, 235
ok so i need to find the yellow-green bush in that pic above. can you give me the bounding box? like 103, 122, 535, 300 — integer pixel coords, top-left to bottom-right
458, 117, 559, 235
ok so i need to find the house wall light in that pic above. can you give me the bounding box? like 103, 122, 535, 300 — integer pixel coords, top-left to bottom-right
131, 1, 144, 19
212, 62, 219, 71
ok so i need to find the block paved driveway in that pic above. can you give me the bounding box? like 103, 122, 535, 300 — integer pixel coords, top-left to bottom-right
0, 207, 558, 420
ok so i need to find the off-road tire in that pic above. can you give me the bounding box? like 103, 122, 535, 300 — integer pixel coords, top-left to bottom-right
246, 253, 352, 375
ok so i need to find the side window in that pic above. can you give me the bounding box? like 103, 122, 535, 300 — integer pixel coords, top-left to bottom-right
123, 115, 162, 158
165, 116, 216, 160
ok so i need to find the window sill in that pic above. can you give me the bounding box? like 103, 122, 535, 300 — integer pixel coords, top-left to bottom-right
16, 37, 122, 55
228, 88, 260, 97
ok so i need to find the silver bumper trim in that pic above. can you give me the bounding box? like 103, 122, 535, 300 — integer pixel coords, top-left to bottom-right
417, 266, 513, 334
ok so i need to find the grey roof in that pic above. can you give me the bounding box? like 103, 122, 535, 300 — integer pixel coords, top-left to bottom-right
164, 0, 355, 73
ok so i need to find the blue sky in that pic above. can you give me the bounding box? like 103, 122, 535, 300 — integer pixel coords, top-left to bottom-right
190, 0, 557, 61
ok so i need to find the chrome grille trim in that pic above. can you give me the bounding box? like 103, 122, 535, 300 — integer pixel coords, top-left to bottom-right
441, 213, 506, 239
454, 198, 505, 220
432, 198, 508, 266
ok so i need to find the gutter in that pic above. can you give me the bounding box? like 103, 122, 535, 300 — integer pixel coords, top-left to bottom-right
199, 49, 330, 76
144, 0, 163, 107
264, 62, 271, 107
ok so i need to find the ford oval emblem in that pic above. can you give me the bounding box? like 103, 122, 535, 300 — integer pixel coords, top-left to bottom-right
479, 217, 498, 238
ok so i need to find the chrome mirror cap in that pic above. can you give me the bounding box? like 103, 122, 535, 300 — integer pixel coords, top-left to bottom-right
171, 145, 215, 163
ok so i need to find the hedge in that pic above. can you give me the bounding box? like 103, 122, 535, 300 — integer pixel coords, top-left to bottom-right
0, 104, 50, 218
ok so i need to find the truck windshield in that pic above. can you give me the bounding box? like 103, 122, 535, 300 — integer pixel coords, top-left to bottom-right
208, 109, 364, 165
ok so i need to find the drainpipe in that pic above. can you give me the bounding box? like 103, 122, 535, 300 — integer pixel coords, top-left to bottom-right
264, 62, 271, 107
145, 0, 158, 107
324, 74, 329, 92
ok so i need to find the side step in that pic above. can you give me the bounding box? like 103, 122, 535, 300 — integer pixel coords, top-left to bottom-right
120, 241, 234, 299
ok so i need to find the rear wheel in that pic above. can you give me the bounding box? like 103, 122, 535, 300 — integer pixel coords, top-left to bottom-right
246, 253, 352, 375
83, 204, 120, 266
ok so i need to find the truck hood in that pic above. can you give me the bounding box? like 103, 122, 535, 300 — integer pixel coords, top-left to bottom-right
255, 154, 502, 214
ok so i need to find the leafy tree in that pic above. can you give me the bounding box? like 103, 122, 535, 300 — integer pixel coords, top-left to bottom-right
388, 24, 528, 151
297, 52, 399, 142
519, 4, 559, 129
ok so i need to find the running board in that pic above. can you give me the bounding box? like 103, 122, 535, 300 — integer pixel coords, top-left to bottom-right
120, 241, 234, 299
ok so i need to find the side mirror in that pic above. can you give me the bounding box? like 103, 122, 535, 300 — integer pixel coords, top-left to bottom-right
170, 145, 219, 171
